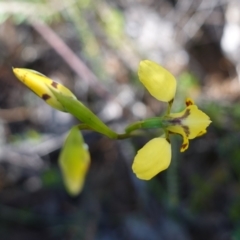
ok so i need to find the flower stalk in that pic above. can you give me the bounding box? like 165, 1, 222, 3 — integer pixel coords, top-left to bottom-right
13, 60, 212, 196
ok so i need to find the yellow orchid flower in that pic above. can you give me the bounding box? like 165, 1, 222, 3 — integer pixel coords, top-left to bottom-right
13, 68, 76, 112
132, 60, 211, 180
165, 99, 211, 152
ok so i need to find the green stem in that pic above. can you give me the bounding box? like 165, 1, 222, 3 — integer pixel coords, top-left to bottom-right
77, 123, 134, 139
167, 137, 179, 208
76, 117, 161, 140
125, 117, 165, 134
77, 123, 93, 131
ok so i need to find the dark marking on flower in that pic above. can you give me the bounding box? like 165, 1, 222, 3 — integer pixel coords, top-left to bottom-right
169, 109, 191, 125
181, 108, 190, 119
170, 118, 181, 124
197, 130, 205, 137
181, 143, 188, 150
22, 72, 27, 83
51, 81, 58, 88
168, 98, 174, 105
183, 126, 190, 137
186, 100, 192, 106
165, 137, 171, 143
42, 94, 51, 101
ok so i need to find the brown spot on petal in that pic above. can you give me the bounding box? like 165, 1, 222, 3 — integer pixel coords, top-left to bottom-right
170, 109, 191, 125
51, 81, 58, 88
182, 109, 190, 119
181, 143, 188, 150
183, 126, 190, 137
42, 94, 51, 101
22, 72, 27, 83
197, 130, 206, 137
186, 101, 192, 106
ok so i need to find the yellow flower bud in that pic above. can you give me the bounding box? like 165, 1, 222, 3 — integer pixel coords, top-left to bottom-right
13, 68, 76, 112
138, 60, 177, 102
132, 138, 171, 180
13, 68, 119, 139
59, 127, 90, 196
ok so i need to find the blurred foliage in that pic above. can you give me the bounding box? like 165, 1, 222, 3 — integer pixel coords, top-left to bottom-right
41, 168, 62, 189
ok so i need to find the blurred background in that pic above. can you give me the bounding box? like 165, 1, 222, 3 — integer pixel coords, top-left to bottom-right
0, 0, 239, 239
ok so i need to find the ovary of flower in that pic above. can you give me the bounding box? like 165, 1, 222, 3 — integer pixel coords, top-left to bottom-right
13, 68, 76, 112
138, 60, 177, 102
166, 104, 211, 152
132, 138, 171, 180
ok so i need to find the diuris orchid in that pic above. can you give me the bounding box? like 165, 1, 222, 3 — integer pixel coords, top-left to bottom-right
132, 60, 211, 180
12, 63, 211, 193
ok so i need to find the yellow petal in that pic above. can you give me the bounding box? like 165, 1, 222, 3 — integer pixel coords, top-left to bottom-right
167, 127, 189, 152
182, 105, 211, 139
167, 105, 211, 140
59, 127, 90, 196
13, 68, 76, 111
132, 138, 171, 180
138, 60, 177, 102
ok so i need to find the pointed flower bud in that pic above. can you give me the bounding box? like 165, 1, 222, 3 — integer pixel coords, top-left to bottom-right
13, 68, 118, 139
13, 68, 76, 112
59, 127, 90, 196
